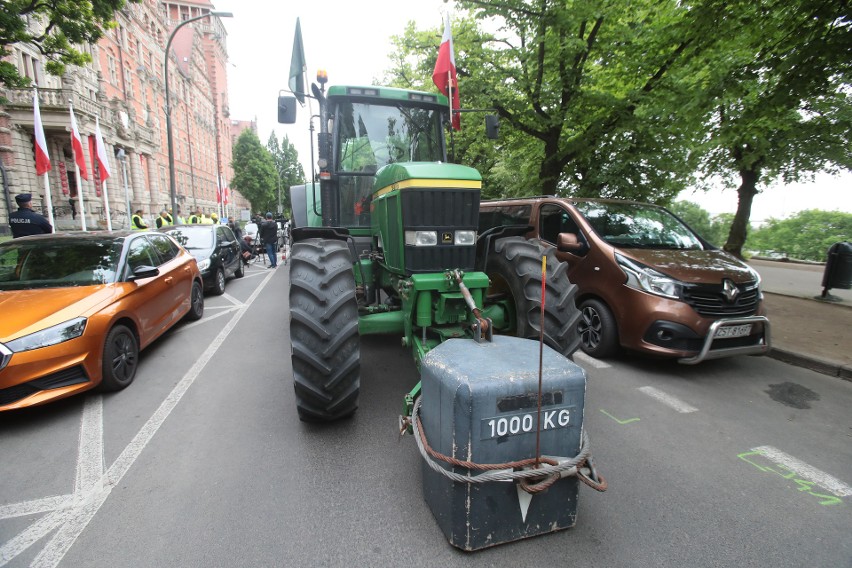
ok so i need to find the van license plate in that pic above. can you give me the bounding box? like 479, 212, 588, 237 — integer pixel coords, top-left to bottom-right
715, 324, 752, 338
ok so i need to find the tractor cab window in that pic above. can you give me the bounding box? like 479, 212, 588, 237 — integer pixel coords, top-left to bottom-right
336, 102, 443, 172
335, 101, 444, 228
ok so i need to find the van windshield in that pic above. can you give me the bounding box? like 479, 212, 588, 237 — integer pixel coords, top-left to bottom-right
574, 201, 704, 250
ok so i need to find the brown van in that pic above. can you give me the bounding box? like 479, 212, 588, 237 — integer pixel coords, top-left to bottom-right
479, 197, 771, 364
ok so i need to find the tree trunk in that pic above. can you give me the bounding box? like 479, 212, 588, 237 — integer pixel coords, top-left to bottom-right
723, 166, 760, 259
538, 136, 563, 195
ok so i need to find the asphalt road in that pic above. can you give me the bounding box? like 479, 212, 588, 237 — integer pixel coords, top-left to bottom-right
1, 260, 850, 567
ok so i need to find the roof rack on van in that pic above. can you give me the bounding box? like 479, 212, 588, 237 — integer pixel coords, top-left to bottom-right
482, 195, 557, 202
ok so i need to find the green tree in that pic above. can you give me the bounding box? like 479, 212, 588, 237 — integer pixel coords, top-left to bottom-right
0, 0, 136, 91
231, 130, 278, 214
691, 0, 852, 258
747, 210, 852, 261
384, 2, 723, 200
669, 201, 733, 247
266, 132, 305, 217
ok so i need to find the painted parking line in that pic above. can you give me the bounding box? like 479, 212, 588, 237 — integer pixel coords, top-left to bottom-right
573, 351, 611, 369
637, 386, 698, 413
745, 446, 852, 498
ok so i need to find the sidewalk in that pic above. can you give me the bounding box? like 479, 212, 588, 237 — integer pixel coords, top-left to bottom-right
750, 259, 852, 380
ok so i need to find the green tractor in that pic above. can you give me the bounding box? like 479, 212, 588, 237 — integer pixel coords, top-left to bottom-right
278, 78, 581, 422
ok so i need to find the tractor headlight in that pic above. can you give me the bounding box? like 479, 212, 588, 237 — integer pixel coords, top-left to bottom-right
405, 231, 437, 246
454, 230, 476, 246
7, 317, 87, 353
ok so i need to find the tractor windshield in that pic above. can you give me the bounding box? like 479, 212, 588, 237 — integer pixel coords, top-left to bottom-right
335, 100, 445, 228
336, 101, 444, 172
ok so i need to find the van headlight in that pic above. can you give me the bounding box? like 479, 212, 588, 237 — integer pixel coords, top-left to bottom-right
616, 253, 681, 300
746, 266, 763, 300
196, 258, 211, 271
7, 317, 88, 352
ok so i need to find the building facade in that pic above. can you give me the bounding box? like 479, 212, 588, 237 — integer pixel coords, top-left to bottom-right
0, 0, 248, 234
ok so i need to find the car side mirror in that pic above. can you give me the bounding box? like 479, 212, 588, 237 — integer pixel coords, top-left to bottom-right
129, 265, 160, 280
278, 95, 297, 124
557, 232, 583, 253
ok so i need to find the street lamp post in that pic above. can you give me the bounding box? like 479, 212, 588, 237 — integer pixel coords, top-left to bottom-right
164, 10, 233, 223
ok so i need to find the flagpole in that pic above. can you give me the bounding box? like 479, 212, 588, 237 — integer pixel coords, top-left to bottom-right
102, 179, 113, 231
43, 174, 55, 229
74, 162, 87, 231
33, 88, 55, 228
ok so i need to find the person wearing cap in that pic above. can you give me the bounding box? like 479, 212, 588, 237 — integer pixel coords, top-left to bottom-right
259, 212, 278, 268
10, 193, 52, 238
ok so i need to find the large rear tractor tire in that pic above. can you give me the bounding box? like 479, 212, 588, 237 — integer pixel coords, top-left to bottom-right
289, 239, 360, 422
486, 237, 581, 358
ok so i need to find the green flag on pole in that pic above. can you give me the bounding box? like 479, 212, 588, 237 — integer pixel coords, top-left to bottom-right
289, 18, 306, 104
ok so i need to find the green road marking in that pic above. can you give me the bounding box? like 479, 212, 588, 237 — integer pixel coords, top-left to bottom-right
600, 409, 640, 425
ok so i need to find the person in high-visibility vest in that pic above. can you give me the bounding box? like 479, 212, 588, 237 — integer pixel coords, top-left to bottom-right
188, 208, 201, 224
155, 210, 173, 228
131, 210, 148, 230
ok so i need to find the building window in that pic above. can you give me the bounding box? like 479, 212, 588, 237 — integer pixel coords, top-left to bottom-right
108, 56, 118, 85
124, 67, 134, 98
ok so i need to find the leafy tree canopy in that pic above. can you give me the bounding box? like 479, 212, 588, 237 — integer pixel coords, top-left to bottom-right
0, 0, 136, 90
747, 210, 852, 262
231, 130, 278, 214
266, 132, 305, 217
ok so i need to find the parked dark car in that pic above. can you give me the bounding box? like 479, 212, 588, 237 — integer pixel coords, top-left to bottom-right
161, 224, 243, 294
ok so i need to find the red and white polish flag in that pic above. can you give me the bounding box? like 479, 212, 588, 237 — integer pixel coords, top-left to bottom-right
432, 13, 461, 131
94, 118, 111, 182
33, 90, 51, 175
69, 105, 88, 180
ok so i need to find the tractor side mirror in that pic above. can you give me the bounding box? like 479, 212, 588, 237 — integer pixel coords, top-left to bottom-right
278, 95, 297, 124
485, 115, 499, 139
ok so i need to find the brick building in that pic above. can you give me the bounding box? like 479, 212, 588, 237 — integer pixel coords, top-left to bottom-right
0, 0, 248, 234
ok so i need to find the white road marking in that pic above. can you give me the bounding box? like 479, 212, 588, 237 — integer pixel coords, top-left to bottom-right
75, 396, 103, 494
638, 386, 698, 413
750, 446, 852, 497
176, 306, 239, 333
220, 292, 244, 306
0, 269, 276, 568
573, 351, 611, 369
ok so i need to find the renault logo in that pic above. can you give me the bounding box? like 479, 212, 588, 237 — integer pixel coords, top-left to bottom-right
722, 279, 739, 303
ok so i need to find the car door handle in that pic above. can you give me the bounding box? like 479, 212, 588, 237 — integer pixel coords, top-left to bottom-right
164, 277, 174, 284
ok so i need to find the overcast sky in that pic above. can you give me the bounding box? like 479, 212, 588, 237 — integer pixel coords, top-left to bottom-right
213, 0, 850, 222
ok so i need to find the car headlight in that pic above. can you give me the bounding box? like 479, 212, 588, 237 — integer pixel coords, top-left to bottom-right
454, 230, 476, 246
747, 266, 763, 299
616, 253, 681, 300
196, 258, 211, 271
7, 317, 87, 353
405, 231, 437, 246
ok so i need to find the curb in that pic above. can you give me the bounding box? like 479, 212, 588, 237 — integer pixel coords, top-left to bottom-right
767, 347, 852, 381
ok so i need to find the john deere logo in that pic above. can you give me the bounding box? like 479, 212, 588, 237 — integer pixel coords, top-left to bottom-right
442, 232, 453, 243
722, 279, 739, 302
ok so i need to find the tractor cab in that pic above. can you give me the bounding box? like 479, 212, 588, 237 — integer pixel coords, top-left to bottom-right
279, 83, 450, 238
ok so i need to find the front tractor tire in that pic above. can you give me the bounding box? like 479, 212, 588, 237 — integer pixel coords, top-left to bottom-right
486, 237, 581, 358
289, 239, 360, 422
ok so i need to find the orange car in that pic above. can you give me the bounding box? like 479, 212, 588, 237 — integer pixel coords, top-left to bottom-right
0, 231, 203, 411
